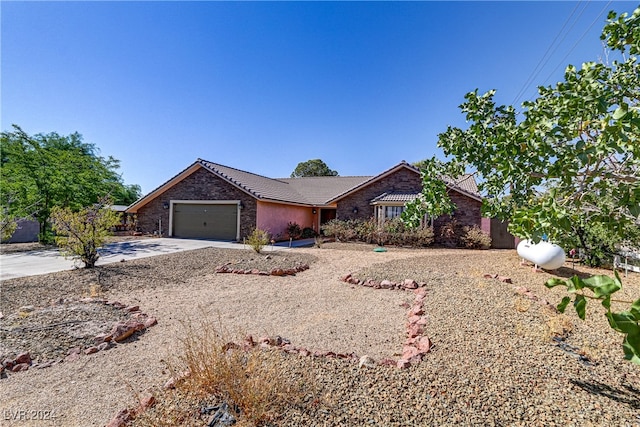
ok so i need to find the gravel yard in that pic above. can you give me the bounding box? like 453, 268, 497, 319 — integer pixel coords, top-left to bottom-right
1, 243, 639, 426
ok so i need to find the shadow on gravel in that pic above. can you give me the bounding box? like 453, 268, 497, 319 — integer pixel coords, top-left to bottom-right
570, 379, 640, 410
98, 241, 170, 257
551, 267, 594, 279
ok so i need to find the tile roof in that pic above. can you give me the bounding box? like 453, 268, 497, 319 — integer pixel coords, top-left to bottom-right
128, 159, 482, 212
277, 176, 373, 205
370, 192, 421, 203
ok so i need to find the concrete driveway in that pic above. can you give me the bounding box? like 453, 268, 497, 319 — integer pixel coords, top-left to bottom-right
0, 237, 311, 281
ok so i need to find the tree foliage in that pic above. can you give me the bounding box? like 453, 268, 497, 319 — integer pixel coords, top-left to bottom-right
290, 159, 339, 178
0, 125, 140, 242
408, 6, 640, 363
50, 198, 121, 268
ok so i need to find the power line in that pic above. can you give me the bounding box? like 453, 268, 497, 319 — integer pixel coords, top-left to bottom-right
511, 1, 590, 106
539, 0, 613, 88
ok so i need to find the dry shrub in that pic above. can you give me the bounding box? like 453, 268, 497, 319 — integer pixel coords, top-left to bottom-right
460, 225, 492, 250
171, 317, 309, 426
542, 313, 574, 341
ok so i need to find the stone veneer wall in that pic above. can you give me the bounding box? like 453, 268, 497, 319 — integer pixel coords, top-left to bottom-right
336, 168, 423, 220
136, 167, 257, 239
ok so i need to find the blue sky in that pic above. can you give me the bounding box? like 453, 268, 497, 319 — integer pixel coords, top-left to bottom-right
2, 1, 636, 194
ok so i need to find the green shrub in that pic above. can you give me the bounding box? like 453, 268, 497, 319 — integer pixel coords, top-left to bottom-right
321, 218, 435, 247
247, 228, 270, 253
286, 222, 302, 240
50, 199, 121, 268
461, 225, 492, 249
301, 227, 317, 238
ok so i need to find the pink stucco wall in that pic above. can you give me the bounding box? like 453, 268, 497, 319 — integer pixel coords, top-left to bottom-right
481, 217, 491, 234
256, 201, 316, 240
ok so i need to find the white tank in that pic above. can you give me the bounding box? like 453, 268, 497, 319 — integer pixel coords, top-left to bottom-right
517, 240, 566, 270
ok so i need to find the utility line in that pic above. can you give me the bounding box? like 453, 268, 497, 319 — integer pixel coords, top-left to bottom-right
539, 0, 613, 88
511, 1, 589, 107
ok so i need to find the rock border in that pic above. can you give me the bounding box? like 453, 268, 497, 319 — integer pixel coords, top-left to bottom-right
215, 263, 310, 276
340, 274, 432, 369
0, 298, 158, 379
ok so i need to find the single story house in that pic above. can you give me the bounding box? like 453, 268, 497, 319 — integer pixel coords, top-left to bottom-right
126, 159, 515, 248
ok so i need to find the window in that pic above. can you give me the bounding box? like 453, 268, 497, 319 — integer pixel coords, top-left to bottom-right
384, 205, 405, 219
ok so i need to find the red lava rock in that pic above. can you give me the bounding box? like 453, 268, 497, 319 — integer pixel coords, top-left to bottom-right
111, 321, 140, 342
299, 349, 310, 357
3, 359, 14, 369
410, 306, 424, 316
259, 271, 270, 276
408, 324, 423, 338
407, 315, 422, 325
402, 346, 420, 360
282, 344, 297, 353
313, 350, 328, 357
163, 377, 177, 390
84, 346, 98, 355
271, 268, 285, 276
378, 358, 396, 367
251, 269, 261, 275
137, 393, 156, 413
498, 276, 513, 284
12, 363, 30, 372
414, 288, 427, 297
97, 342, 112, 352
416, 336, 432, 353
483, 273, 498, 279
94, 333, 111, 344
106, 409, 132, 427
15, 352, 31, 365
68, 347, 81, 355
397, 359, 411, 369
416, 317, 428, 326
399, 302, 410, 309
403, 279, 418, 289
65, 353, 80, 363
215, 266, 229, 273
380, 280, 394, 289
222, 342, 240, 352
143, 317, 158, 328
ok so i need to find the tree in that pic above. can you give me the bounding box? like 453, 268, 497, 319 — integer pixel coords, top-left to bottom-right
0, 125, 139, 242
50, 198, 121, 268
407, 6, 640, 364
290, 159, 339, 178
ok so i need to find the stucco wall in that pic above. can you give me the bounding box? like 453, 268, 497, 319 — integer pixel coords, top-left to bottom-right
257, 201, 315, 240
136, 167, 256, 239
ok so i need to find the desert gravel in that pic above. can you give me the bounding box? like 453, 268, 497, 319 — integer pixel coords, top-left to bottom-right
1, 243, 639, 426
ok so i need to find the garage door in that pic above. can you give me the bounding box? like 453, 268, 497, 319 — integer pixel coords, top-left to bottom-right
172, 203, 238, 240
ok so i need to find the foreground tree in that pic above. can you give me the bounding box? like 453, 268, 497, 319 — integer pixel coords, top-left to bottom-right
0, 125, 139, 242
290, 159, 339, 178
50, 198, 121, 268
407, 7, 640, 363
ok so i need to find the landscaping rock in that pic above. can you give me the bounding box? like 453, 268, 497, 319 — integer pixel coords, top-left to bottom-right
106, 409, 132, 427
15, 352, 31, 365
12, 363, 30, 372
403, 279, 418, 289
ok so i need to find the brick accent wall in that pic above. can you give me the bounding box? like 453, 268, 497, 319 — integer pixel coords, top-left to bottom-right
336, 167, 482, 236
336, 168, 423, 220
136, 167, 257, 239
433, 190, 482, 230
